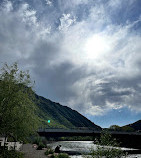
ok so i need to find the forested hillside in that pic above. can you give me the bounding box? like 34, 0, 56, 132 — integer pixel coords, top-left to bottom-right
35, 94, 101, 130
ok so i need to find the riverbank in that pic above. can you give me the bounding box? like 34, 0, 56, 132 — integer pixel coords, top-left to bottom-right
47, 141, 141, 157
20, 142, 141, 158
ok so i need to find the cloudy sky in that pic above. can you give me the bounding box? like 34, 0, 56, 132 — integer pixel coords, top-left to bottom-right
0, 0, 141, 127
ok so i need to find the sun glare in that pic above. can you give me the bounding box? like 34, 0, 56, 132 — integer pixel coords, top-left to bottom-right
84, 35, 110, 60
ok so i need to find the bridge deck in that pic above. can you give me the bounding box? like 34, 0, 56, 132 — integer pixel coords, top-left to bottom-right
38, 128, 141, 136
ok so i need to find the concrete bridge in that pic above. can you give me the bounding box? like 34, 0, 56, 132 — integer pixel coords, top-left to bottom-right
38, 128, 141, 137
38, 128, 141, 149
38, 128, 101, 137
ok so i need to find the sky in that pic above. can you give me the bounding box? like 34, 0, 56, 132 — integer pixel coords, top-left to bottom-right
0, 0, 141, 128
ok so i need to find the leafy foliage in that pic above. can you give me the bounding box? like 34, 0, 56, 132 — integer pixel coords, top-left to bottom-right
36, 142, 46, 150
94, 132, 120, 147
0, 150, 24, 158
109, 124, 135, 132
90, 132, 127, 158
44, 152, 70, 158
31, 135, 43, 145
57, 153, 70, 158
90, 147, 125, 158
0, 63, 40, 142
109, 125, 121, 131
44, 148, 54, 155
121, 126, 135, 132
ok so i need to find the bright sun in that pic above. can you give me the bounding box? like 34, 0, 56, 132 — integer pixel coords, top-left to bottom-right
84, 35, 110, 60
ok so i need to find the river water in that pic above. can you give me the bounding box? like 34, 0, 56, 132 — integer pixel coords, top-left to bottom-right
47, 141, 141, 158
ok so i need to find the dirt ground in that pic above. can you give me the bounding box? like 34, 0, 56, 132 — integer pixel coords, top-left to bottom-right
20, 144, 47, 158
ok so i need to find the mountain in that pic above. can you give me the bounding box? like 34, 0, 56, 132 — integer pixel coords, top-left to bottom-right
124, 120, 141, 131
108, 120, 141, 132
35, 94, 101, 130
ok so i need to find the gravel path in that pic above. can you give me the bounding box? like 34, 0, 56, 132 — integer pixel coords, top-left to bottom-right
20, 144, 47, 158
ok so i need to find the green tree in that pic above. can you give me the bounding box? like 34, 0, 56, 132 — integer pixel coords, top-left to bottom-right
121, 126, 134, 132
109, 125, 121, 131
94, 132, 120, 147
91, 132, 127, 158
0, 63, 40, 143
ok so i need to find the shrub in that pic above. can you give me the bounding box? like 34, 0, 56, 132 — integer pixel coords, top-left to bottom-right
94, 132, 120, 147
90, 132, 127, 158
50, 154, 57, 158
36, 142, 46, 150
32, 136, 42, 145
45, 149, 54, 155
44, 150, 70, 158
57, 153, 70, 158
90, 146, 125, 158
0, 150, 24, 158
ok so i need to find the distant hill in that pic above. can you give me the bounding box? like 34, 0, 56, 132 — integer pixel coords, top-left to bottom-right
108, 120, 141, 132
124, 120, 141, 131
35, 94, 101, 130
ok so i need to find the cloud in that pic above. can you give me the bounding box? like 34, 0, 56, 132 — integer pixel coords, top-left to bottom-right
45, 0, 52, 6
0, 1, 51, 64
1, 0, 13, 12
0, 0, 141, 117
58, 14, 76, 31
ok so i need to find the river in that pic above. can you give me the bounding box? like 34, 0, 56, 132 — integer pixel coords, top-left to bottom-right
47, 141, 141, 158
